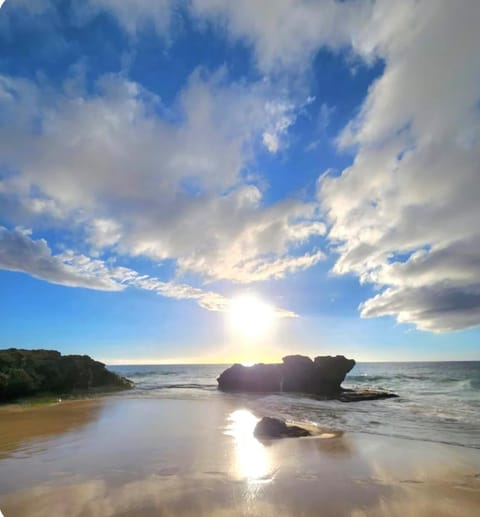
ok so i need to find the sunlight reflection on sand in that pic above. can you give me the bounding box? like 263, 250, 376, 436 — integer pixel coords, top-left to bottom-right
225, 409, 273, 482
1, 398, 479, 517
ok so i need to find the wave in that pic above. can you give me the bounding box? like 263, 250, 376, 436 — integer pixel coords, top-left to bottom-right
134, 383, 217, 391
126, 370, 179, 378
469, 378, 480, 390
426, 377, 480, 391
347, 375, 385, 382
347, 374, 480, 394
347, 373, 428, 382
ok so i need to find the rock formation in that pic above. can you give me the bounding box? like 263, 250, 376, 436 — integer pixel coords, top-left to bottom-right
0, 348, 133, 402
217, 362, 283, 393
254, 417, 311, 439
218, 354, 354, 395
217, 354, 397, 401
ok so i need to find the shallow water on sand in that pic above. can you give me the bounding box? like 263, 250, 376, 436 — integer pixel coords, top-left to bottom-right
110, 361, 480, 449
0, 397, 479, 517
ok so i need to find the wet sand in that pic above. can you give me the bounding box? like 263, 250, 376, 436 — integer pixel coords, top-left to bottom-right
0, 396, 479, 516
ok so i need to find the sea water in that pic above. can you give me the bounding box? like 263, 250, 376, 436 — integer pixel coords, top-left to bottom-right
110, 362, 480, 449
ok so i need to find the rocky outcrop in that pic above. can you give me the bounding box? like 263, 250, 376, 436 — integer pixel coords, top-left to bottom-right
217, 354, 355, 396
216, 362, 282, 392
218, 354, 398, 401
254, 417, 311, 439
0, 348, 133, 402
338, 389, 398, 402
282, 354, 315, 392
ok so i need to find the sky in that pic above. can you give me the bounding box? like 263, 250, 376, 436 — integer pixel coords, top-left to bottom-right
0, 0, 480, 363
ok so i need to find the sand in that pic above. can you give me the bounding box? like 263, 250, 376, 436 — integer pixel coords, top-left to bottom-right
0, 396, 479, 516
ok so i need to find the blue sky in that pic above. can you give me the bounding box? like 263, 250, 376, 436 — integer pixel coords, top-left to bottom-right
1, 1, 480, 363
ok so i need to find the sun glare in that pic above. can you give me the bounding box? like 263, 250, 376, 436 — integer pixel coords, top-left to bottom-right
225, 409, 271, 481
227, 294, 275, 340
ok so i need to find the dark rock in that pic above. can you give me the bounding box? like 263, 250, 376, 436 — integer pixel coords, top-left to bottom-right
218, 354, 356, 396
254, 417, 311, 439
338, 389, 399, 402
217, 363, 282, 392
281, 355, 314, 392
0, 348, 133, 402
311, 355, 356, 395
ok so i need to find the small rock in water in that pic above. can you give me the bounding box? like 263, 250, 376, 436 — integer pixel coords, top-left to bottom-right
254, 417, 311, 439
338, 389, 398, 402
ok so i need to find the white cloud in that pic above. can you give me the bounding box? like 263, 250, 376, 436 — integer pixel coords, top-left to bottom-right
190, 0, 373, 72
63, 0, 373, 65
0, 226, 297, 317
261, 100, 297, 153
122, 271, 229, 313
0, 226, 123, 291
0, 71, 323, 284
223, 250, 325, 283
320, 1, 480, 331
174, 196, 326, 282
262, 132, 279, 153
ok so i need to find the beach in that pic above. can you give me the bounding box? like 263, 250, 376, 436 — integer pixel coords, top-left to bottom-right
1, 395, 479, 517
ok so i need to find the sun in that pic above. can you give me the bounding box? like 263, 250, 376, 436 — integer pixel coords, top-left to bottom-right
227, 293, 275, 340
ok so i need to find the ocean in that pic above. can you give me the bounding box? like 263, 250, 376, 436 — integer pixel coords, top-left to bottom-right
109, 362, 480, 450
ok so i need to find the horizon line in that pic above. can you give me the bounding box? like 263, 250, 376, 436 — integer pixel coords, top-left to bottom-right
104, 358, 480, 366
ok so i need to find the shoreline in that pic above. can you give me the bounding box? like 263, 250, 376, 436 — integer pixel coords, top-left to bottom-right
1, 395, 479, 516
2, 391, 479, 452
0, 388, 126, 411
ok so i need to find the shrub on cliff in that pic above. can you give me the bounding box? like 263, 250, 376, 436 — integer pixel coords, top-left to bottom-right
0, 348, 132, 402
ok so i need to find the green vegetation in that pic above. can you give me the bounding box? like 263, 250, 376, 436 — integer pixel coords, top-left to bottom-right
0, 349, 133, 403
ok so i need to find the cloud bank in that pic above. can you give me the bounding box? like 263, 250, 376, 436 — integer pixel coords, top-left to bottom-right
2, 1, 480, 332
0, 70, 324, 285
189, 0, 480, 331
319, 1, 480, 331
